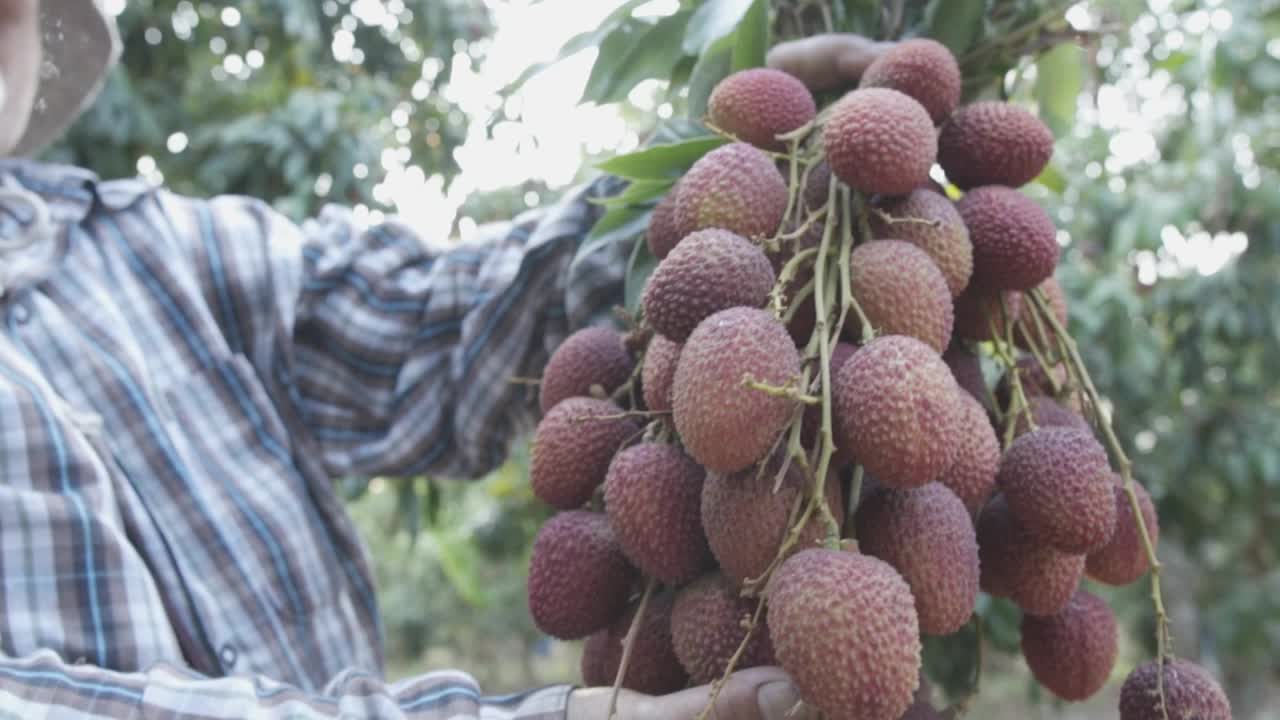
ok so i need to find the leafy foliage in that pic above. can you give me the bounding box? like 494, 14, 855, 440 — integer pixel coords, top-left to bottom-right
50, 0, 492, 220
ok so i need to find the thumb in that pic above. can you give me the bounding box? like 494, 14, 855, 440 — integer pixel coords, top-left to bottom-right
755, 679, 806, 719
766, 34, 894, 92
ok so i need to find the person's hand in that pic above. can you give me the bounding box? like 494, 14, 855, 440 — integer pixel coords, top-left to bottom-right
766, 34, 894, 92
566, 666, 817, 720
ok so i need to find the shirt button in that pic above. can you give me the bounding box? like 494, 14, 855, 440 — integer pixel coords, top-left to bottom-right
11, 303, 30, 324
219, 644, 238, 669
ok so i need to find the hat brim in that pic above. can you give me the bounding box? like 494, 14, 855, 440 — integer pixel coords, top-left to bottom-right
14, 0, 120, 156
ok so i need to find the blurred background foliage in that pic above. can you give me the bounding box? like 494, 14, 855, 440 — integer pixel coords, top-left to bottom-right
46, 0, 1277, 716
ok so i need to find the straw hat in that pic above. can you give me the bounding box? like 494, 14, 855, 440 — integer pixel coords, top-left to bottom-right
13, 0, 120, 156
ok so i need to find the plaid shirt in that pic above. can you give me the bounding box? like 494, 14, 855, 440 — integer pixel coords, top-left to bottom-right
0, 159, 626, 718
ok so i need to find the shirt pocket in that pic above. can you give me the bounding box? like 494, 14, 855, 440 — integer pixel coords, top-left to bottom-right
157, 352, 338, 624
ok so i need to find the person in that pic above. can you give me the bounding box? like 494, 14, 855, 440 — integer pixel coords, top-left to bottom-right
0, 1, 888, 717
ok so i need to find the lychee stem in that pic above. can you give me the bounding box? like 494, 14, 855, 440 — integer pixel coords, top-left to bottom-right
608, 577, 655, 720
694, 594, 767, 720
845, 465, 865, 537
843, 191, 876, 342
1026, 288, 1171, 720
988, 299, 1037, 448
809, 174, 846, 547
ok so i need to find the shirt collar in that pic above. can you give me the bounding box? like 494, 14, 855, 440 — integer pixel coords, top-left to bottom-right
0, 159, 99, 228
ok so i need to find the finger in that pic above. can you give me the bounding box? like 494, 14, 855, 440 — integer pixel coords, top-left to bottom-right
766, 34, 893, 92
645, 667, 812, 720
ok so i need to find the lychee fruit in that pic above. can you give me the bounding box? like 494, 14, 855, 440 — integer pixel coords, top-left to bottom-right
1119, 658, 1232, 720
670, 572, 776, 684
767, 549, 921, 720
675, 142, 788, 240
646, 189, 682, 260
539, 326, 633, 413
937, 392, 1001, 516
708, 68, 817, 152
530, 397, 639, 510
938, 102, 1054, 189
527, 511, 637, 639
604, 443, 712, 584
999, 427, 1117, 554
943, 343, 994, 414
847, 240, 954, 352
701, 454, 843, 588
1087, 478, 1159, 586
856, 483, 980, 635
976, 494, 1083, 616
673, 308, 801, 473
823, 88, 937, 196
870, 188, 974, 297
834, 335, 963, 488
953, 287, 1023, 343
1021, 589, 1118, 701
642, 228, 775, 343
640, 334, 680, 414
1005, 395, 1090, 440
956, 186, 1059, 292
859, 38, 961, 125
581, 590, 687, 694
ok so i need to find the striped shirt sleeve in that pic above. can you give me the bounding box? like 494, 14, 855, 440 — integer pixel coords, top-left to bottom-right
158, 176, 627, 481
0, 648, 573, 719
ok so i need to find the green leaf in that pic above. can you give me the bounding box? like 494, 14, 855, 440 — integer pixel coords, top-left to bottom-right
574, 204, 653, 273
625, 236, 659, 315
506, 0, 650, 90
596, 136, 727, 179
582, 12, 693, 105
835, 0, 881, 36
731, 0, 769, 71
1034, 43, 1083, 137
683, 0, 755, 55
1035, 162, 1066, 194
593, 178, 676, 208
925, 0, 987, 57
687, 33, 735, 119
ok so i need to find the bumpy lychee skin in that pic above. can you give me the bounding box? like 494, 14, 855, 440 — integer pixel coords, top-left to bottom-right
708, 68, 817, 152
859, 38, 961, 125
1005, 395, 1090, 440
767, 549, 921, 720
953, 287, 1023, 342
803, 160, 831, 211
856, 484, 979, 635
1088, 478, 1160, 586
640, 334, 680, 413
1015, 275, 1068, 350
646, 189, 682, 260
539, 327, 633, 413
976, 494, 1084, 616
823, 88, 937, 196
581, 590, 687, 695
938, 102, 1054, 189
937, 392, 1001, 516
604, 443, 712, 584
999, 427, 1117, 554
848, 240, 955, 352
702, 456, 843, 588
957, 186, 1060, 292
527, 511, 637, 639
530, 398, 639, 510
670, 573, 776, 684
870, 189, 974, 297
642, 229, 776, 343
1119, 658, 1232, 720
834, 336, 964, 488
673, 308, 801, 473
675, 142, 788, 240
1021, 589, 1118, 701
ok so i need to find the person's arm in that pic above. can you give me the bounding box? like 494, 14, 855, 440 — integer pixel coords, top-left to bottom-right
0, 648, 571, 718
154, 176, 626, 482
0, 649, 811, 719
